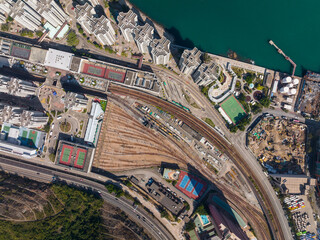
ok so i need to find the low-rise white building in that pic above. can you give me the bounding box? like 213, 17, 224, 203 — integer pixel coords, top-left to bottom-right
192, 62, 220, 86
179, 47, 202, 75
133, 23, 154, 54
84, 101, 104, 146
117, 10, 138, 42
75, 3, 115, 46
150, 37, 171, 65
44, 48, 74, 71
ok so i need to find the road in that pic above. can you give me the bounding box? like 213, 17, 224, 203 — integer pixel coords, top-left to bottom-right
0, 156, 175, 240
108, 84, 294, 240
0, 31, 294, 239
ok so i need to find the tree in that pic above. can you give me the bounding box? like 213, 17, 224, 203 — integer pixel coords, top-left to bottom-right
6, 16, 13, 22
185, 221, 196, 231
36, 31, 43, 37
1, 23, 9, 32
66, 30, 79, 47
260, 96, 271, 108
203, 52, 211, 63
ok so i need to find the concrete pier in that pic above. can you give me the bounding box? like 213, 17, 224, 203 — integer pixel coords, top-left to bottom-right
269, 40, 296, 77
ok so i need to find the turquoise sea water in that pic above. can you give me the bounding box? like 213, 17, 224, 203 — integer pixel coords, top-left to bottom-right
130, 0, 320, 76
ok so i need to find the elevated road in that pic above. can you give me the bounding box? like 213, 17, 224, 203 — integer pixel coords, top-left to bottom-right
0, 156, 174, 240
108, 83, 292, 240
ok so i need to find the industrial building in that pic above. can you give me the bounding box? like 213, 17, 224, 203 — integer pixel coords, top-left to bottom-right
146, 179, 184, 216
150, 37, 171, 65
75, 3, 116, 46
133, 23, 154, 54
192, 62, 220, 86
0, 122, 46, 158
179, 47, 202, 75
0, 74, 37, 97
84, 101, 104, 146
117, 10, 138, 42
270, 174, 316, 195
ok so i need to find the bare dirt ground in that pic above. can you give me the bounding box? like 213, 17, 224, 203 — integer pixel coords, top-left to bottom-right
93, 102, 199, 171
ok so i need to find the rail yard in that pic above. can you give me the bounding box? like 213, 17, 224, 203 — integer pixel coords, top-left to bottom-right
108, 83, 279, 240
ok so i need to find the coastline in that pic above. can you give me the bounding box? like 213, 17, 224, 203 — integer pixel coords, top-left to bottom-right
123, 0, 307, 77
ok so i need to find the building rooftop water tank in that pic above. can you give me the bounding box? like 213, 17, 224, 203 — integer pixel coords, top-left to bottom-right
293, 78, 299, 85
290, 88, 297, 95
280, 87, 289, 93
281, 76, 292, 84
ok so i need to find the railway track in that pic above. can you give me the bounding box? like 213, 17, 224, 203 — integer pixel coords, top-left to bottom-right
108, 83, 284, 240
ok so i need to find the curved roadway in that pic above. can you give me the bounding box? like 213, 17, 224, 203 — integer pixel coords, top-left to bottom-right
0, 156, 175, 240
108, 83, 292, 240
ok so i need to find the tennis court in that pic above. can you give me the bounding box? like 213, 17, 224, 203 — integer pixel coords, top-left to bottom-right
59, 145, 73, 165
186, 179, 197, 192
10, 43, 31, 59
82, 63, 106, 78
220, 95, 246, 124
192, 183, 203, 197
74, 149, 87, 169
28, 130, 38, 147
179, 175, 190, 189
105, 69, 126, 83
175, 171, 208, 200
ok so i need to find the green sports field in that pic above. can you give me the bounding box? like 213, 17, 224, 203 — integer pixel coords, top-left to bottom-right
60, 147, 72, 164
220, 95, 247, 124
75, 150, 86, 167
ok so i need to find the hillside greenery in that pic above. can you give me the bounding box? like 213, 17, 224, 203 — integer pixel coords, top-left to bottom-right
0, 184, 104, 240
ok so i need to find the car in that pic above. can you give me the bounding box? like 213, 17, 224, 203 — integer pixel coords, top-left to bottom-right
80, 178, 83, 181
97, 190, 101, 194
57, 116, 62, 120
51, 124, 55, 129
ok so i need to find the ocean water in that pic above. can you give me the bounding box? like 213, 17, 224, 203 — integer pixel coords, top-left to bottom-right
130, 0, 320, 76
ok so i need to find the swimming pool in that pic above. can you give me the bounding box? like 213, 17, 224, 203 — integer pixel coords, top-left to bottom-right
200, 215, 209, 225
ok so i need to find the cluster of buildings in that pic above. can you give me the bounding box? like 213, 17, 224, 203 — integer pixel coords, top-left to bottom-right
0, 122, 46, 158
179, 47, 220, 87
75, 3, 115, 46
272, 76, 300, 111
117, 9, 171, 65
0, 0, 69, 38
0, 73, 37, 97
0, 36, 160, 92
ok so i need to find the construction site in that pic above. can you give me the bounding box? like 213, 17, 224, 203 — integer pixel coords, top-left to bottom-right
248, 116, 307, 174
297, 79, 320, 119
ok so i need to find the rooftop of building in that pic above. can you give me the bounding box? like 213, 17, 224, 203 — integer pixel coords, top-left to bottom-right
181, 47, 202, 66
55, 140, 93, 172
147, 180, 184, 215
150, 37, 171, 57
84, 101, 104, 146
134, 23, 154, 43
44, 48, 74, 71
117, 9, 137, 30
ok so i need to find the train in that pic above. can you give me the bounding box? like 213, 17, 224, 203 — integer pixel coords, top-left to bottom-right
171, 100, 190, 112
